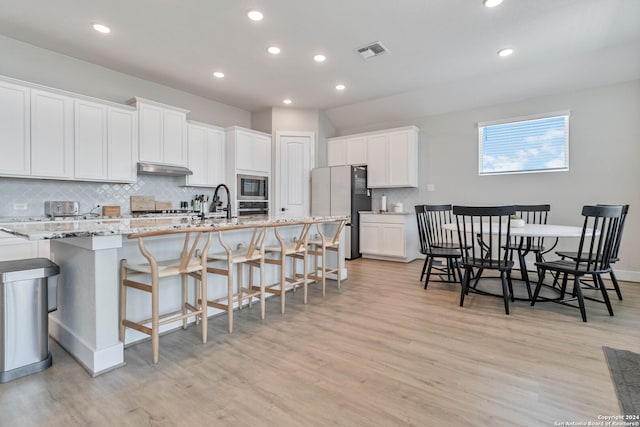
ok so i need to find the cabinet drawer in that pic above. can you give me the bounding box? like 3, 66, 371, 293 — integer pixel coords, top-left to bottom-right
360, 214, 406, 224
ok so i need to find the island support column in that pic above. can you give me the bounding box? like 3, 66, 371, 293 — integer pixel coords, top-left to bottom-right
48, 235, 125, 376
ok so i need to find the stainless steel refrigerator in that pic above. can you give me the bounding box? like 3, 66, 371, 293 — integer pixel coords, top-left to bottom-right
311, 165, 372, 259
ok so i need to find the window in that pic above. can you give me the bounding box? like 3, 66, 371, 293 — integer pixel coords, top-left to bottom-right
478, 111, 569, 175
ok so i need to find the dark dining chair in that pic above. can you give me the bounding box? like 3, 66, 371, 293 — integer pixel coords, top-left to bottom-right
452, 205, 516, 314
415, 205, 463, 289
531, 205, 622, 322
504, 204, 552, 297
555, 204, 628, 300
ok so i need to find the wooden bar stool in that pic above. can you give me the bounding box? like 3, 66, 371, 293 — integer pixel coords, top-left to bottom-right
307, 219, 346, 296
205, 227, 267, 333
261, 223, 312, 313
119, 227, 212, 364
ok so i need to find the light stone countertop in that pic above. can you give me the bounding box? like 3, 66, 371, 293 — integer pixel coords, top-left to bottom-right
0, 214, 349, 241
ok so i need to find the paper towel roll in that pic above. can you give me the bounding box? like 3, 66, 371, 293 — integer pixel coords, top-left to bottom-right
381, 195, 387, 212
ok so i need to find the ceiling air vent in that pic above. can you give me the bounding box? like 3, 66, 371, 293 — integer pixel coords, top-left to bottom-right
355, 41, 390, 60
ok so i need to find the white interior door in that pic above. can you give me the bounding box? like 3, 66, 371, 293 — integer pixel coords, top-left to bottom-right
278, 132, 313, 217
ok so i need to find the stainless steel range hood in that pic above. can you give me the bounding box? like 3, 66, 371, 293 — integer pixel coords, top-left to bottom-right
137, 162, 193, 176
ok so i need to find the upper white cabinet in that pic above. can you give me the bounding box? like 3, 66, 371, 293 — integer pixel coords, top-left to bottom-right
327, 126, 418, 188
74, 99, 107, 180
327, 135, 366, 167
74, 99, 137, 182
0, 76, 138, 183
227, 126, 271, 174
130, 97, 188, 167
367, 127, 418, 188
30, 89, 74, 179
186, 121, 225, 187
107, 107, 137, 182
0, 80, 30, 176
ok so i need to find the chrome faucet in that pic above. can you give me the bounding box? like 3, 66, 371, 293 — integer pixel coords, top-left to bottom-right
211, 184, 232, 219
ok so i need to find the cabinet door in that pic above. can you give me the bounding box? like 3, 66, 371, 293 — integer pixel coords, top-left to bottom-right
381, 224, 406, 257
138, 103, 163, 163
108, 107, 137, 182
359, 222, 380, 254
31, 89, 74, 178
327, 140, 346, 166
366, 134, 388, 187
235, 131, 253, 171
0, 81, 30, 176
388, 131, 411, 186
163, 109, 187, 166
253, 133, 271, 173
206, 129, 225, 186
345, 136, 367, 165
74, 99, 107, 180
187, 125, 208, 186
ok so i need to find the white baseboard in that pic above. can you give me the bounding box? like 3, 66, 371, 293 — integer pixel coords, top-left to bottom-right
614, 269, 640, 283
49, 316, 124, 376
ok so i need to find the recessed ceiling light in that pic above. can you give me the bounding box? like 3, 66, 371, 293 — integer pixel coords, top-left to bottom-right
213, 71, 225, 78
483, 0, 503, 7
283, 99, 292, 105
92, 23, 111, 34
497, 48, 514, 57
313, 54, 326, 62
247, 10, 263, 21
267, 46, 281, 55
335, 84, 346, 91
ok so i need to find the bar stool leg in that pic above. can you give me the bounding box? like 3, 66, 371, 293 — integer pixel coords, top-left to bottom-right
227, 261, 234, 334
260, 258, 265, 320
200, 272, 208, 344
321, 245, 327, 296
151, 272, 160, 364
119, 259, 127, 342
181, 274, 188, 329
280, 255, 286, 314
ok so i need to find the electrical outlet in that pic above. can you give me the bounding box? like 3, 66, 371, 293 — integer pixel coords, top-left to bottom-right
13, 203, 27, 210
427, 184, 435, 192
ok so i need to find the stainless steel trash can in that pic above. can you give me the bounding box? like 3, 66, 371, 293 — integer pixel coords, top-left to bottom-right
0, 258, 59, 383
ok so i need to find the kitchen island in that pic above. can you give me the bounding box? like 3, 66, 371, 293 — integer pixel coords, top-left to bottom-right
0, 214, 348, 375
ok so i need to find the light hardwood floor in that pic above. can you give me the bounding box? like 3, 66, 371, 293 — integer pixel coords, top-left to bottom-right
1, 258, 638, 426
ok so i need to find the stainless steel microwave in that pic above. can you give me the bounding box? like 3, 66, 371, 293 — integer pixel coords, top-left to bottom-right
237, 174, 268, 200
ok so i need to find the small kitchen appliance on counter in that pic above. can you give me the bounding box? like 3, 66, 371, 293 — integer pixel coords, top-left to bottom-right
44, 201, 79, 218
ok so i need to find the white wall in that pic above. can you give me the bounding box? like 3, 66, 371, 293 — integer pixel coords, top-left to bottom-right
337, 79, 640, 280
0, 35, 251, 128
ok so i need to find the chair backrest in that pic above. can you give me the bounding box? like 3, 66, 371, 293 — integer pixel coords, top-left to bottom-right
452, 205, 516, 268
424, 204, 456, 248
512, 204, 550, 249
128, 227, 213, 272
574, 205, 623, 272
604, 204, 629, 262
415, 205, 429, 254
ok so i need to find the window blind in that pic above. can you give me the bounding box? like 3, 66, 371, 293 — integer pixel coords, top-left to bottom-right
478, 112, 569, 176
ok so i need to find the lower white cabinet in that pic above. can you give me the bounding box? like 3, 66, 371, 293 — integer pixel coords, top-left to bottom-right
0, 232, 49, 262
360, 212, 418, 262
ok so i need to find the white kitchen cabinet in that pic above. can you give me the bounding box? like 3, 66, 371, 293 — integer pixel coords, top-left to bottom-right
74, 100, 137, 182
186, 121, 225, 187
31, 89, 74, 178
227, 126, 271, 174
107, 106, 137, 182
366, 127, 418, 188
131, 97, 188, 167
0, 232, 49, 262
359, 212, 418, 262
74, 99, 107, 180
0, 80, 30, 176
327, 135, 366, 166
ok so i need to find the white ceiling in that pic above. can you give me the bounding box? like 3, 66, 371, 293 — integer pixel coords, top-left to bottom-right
1, 0, 639, 130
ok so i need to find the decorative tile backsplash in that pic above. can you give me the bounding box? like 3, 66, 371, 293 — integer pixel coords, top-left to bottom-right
371, 188, 422, 212
0, 175, 213, 217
